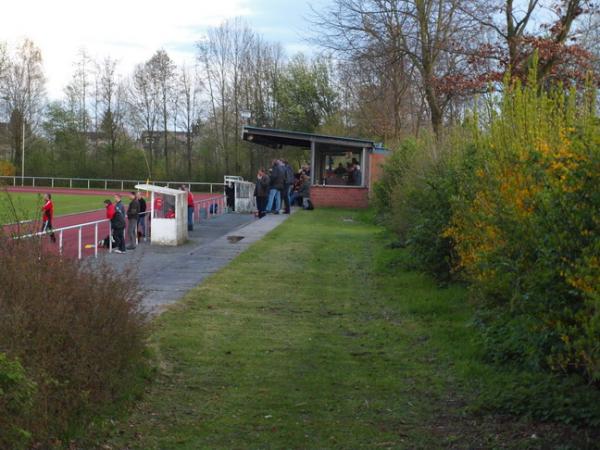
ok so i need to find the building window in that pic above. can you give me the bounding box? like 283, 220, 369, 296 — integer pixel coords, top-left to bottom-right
315, 146, 363, 186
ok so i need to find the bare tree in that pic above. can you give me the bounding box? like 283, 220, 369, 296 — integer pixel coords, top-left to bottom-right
64, 49, 92, 133
2, 39, 46, 168
147, 50, 175, 176
98, 57, 125, 176
177, 64, 202, 179
312, 0, 474, 138
129, 62, 159, 175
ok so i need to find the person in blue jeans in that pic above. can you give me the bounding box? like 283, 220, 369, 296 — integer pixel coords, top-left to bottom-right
265, 159, 284, 214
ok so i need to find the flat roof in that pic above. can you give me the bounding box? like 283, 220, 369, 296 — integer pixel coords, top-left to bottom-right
242, 126, 376, 150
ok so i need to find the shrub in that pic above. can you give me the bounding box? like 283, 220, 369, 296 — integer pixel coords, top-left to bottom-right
0, 353, 35, 449
445, 78, 600, 382
0, 236, 147, 446
0, 160, 16, 177
376, 70, 600, 385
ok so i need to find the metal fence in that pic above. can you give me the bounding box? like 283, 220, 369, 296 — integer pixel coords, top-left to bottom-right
18, 217, 112, 259
0, 176, 225, 193
16, 194, 228, 260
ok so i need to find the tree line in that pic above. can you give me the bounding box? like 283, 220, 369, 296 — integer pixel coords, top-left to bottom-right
0, 1, 598, 182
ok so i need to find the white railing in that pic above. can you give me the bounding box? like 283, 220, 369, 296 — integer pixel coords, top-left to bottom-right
14, 195, 228, 260
17, 218, 112, 259
193, 195, 226, 222
0, 175, 225, 194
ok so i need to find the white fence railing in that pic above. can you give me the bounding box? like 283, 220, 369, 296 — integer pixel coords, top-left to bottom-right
0, 176, 225, 193
15, 194, 228, 260
17, 218, 112, 259
194, 195, 227, 221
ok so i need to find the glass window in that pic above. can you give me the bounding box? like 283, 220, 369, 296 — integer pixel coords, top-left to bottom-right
153, 193, 176, 219
315, 145, 363, 186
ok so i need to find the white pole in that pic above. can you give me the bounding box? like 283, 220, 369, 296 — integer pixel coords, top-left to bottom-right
21, 120, 25, 186
78, 227, 82, 259
94, 223, 98, 258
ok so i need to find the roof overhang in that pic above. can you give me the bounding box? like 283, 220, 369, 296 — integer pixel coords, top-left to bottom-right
242, 126, 375, 150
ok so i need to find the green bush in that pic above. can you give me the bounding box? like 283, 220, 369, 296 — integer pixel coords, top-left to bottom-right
0, 353, 35, 450
0, 237, 148, 446
375, 74, 600, 393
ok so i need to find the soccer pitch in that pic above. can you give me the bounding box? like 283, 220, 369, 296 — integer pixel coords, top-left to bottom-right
0, 191, 108, 224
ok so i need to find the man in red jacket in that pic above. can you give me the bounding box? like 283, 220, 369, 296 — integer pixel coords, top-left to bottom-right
182, 185, 194, 231
104, 199, 126, 253
41, 193, 56, 243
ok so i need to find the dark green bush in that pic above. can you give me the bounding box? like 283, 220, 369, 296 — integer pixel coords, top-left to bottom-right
0, 237, 147, 447
0, 353, 35, 449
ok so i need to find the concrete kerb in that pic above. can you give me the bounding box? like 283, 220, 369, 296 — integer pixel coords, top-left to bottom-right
97, 211, 293, 315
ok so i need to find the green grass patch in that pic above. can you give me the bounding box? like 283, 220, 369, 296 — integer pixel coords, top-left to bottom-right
0, 192, 107, 224
104, 209, 599, 449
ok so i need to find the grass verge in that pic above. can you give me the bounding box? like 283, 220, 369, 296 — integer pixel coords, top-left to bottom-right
104, 209, 600, 449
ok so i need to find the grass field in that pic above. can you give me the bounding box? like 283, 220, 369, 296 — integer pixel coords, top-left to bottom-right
0, 192, 107, 224
100, 209, 599, 449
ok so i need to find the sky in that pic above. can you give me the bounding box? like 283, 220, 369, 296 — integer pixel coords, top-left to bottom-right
0, 0, 329, 100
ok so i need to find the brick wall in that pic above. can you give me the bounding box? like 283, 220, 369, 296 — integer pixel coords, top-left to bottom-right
369, 153, 387, 189
311, 186, 370, 209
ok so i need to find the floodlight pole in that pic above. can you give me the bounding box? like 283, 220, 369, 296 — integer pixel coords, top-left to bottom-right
21, 120, 25, 186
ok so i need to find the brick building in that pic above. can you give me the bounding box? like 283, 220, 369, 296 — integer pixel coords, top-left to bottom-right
241, 126, 389, 208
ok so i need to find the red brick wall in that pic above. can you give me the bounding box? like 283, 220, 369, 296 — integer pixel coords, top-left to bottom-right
311, 186, 370, 209
369, 153, 387, 190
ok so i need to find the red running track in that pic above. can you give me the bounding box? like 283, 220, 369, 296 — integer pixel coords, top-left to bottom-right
4, 191, 224, 259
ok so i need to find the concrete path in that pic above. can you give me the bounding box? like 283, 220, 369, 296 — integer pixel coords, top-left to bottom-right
95, 212, 291, 314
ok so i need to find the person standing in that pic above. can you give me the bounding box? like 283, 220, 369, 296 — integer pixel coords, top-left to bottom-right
265, 159, 283, 214
282, 160, 294, 214
41, 193, 56, 243
182, 185, 194, 231
136, 192, 147, 239
105, 199, 126, 253
254, 168, 270, 218
114, 194, 125, 218
126, 192, 140, 250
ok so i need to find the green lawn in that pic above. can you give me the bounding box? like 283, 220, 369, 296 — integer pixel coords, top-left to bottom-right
102, 209, 598, 449
0, 192, 107, 224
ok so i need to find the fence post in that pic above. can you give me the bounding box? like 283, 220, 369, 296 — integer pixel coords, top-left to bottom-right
59, 231, 63, 256
88, 179, 90, 190
121, 180, 124, 191
78, 227, 82, 259
94, 223, 98, 258
51, 178, 54, 188
70, 179, 73, 189
32, 177, 35, 187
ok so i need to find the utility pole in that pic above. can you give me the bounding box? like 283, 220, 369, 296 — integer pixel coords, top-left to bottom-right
21, 120, 25, 186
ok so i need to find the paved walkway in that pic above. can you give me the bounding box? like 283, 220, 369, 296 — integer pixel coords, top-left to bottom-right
95, 212, 291, 314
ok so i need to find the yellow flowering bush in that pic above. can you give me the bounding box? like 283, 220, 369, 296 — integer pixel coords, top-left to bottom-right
445, 77, 600, 381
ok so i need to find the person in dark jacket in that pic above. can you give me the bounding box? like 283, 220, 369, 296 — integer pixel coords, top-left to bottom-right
136, 191, 147, 239
265, 159, 284, 213
254, 168, 270, 218
105, 199, 126, 253
297, 175, 313, 210
126, 192, 140, 249
282, 160, 294, 214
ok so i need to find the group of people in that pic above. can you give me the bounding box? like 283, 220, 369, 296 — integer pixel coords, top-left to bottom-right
254, 160, 313, 218
329, 158, 362, 186
104, 185, 194, 253
103, 192, 147, 253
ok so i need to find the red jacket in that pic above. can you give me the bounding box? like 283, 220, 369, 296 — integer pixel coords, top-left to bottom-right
42, 200, 53, 223
187, 192, 194, 208
106, 203, 116, 220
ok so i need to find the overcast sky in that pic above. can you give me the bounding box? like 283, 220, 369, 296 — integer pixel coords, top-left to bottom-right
0, 0, 327, 100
